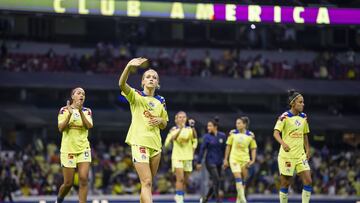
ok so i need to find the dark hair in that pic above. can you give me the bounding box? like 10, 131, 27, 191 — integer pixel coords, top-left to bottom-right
208, 116, 219, 128
288, 89, 302, 105
237, 116, 250, 129
69, 87, 83, 104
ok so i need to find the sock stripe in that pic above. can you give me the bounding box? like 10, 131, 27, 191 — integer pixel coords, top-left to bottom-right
280, 188, 288, 194
235, 178, 242, 183
176, 190, 184, 195
303, 185, 312, 192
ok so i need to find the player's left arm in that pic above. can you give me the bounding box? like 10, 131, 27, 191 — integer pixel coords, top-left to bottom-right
149, 98, 168, 130
303, 116, 310, 159
304, 133, 310, 159
79, 108, 93, 129
248, 134, 257, 167
189, 118, 198, 151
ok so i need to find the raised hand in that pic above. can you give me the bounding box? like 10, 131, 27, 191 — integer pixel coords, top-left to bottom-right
66, 100, 73, 114
188, 119, 195, 128
74, 100, 83, 110
126, 57, 148, 69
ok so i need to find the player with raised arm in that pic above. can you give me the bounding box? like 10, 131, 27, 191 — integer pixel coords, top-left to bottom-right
119, 57, 168, 203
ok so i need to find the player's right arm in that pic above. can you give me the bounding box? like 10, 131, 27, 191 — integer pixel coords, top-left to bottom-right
274, 113, 290, 152
223, 132, 233, 169
118, 57, 147, 95
58, 100, 73, 132
164, 126, 180, 148
273, 130, 290, 152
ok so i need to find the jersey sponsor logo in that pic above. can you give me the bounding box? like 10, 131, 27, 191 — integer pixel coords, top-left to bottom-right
139, 147, 146, 154
143, 110, 155, 118
289, 131, 303, 138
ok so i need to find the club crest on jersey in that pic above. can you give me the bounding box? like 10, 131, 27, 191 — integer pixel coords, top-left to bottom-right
295, 120, 301, 126
219, 138, 223, 143
73, 112, 80, 120
148, 101, 155, 108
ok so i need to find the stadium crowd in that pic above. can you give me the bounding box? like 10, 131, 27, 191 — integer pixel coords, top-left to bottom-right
0, 136, 359, 200
0, 42, 359, 80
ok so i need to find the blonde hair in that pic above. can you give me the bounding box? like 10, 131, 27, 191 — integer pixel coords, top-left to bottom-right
141, 69, 160, 89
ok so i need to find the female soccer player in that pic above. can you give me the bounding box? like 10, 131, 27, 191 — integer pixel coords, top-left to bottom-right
223, 117, 257, 203
164, 111, 198, 203
273, 90, 312, 203
119, 57, 168, 203
196, 120, 227, 203
56, 87, 93, 203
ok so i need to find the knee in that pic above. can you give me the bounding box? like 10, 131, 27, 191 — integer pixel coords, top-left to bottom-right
280, 180, 291, 188
141, 177, 152, 189
63, 180, 73, 188
79, 176, 88, 187
176, 176, 185, 184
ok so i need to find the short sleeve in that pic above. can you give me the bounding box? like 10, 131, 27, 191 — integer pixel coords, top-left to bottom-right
121, 88, 140, 104
250, 138, 257, 149
84, 108, 93, 126
304, 118, 310, 134
226, 133, 234, 145
58, 107, 69, 125
274, 116, 285, 132
160, 99, 169, 122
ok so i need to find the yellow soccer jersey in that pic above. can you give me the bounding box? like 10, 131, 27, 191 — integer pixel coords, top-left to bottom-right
227, 129, 257, 163
58, 107, 93, 153
274, 111, 310, 159
122, 88, 168, 151
165, 126, 198, 160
